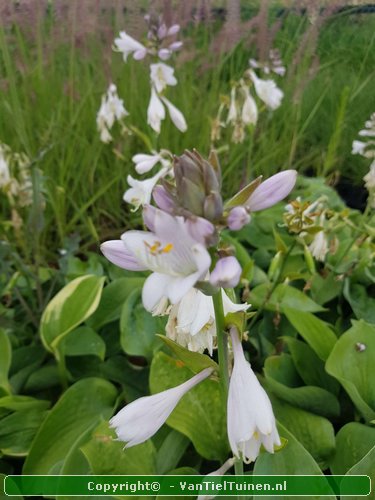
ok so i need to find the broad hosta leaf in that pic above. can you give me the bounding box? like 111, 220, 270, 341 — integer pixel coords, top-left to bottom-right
81, 421, 156, 475
282, 336, 339, 395
157, 336, 218, 373
0, 329, 11, 396
0, 395, 50, 412
310, 272, 342, 305
23, 378, 117, 474
326, 320, 375, 422
101, 356, 149, 402
345, 445, 375, 500
120, 288, 164, 359
283, 308, 337, 361
250, 283, 325, 313
87, 277, 145, 330
61, 326, 106, 360
343, 282, 375, 324
269, 394, 335, 469
330, 423, 375, 475
150, 352, 228, 461
40, 275, 105, 352
9, 345, 45, 394
264, 354, 340, 417
0, 408, 48, 456
254, 423, 336, 500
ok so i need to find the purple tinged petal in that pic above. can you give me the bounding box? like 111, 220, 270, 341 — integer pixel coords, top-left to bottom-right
186, 216, 215, 245
153, 185, 175, 213
227, 206, 251, 230
246, 170, 297, 212
142, 204, 158, 232
209, 256, 242, 288
167, 24, 180, 36
100, 240, 147, 271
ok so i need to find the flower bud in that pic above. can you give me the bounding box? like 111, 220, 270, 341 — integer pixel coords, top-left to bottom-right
152, 185, 176, 213
227, 206, 251, 230
210, 256, 242, 288
186, 216, 216, 246
246, 170, 297, 212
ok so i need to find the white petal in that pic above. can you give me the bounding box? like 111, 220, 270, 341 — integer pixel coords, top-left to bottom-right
161, 97, 187, 132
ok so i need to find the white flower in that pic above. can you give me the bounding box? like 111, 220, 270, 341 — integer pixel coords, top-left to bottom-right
309, 229, 328, 262
166, 289, 249, 355
241, 87, 258, 125
0, 150, 11, 188
110, 367, 213, 447
352, 140, 367, 156
150, 63, 177, 93
113, 31, 147, 62
161, 96, 187, 132
197, 458, 236, 500
132, 152, 171, 175
96, 84, 128, 143
364, 160, 375, 191
101, 207, 212, 312
227, 328, 280, 463
227, 87, 237, 124
147, 87, 166, 133
123, 167, 168, 210
249, 70, 283, 110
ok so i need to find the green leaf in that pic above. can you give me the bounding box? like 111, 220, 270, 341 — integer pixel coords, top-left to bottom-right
81, 421, 156, 475
283, 308, 337, 361
224, 176, 262, 208
282, 336, 339, 395
345, 445, 375, 500
40, 275, 105, 352
156, 430, 190, 475
0, 330, 11, 396
249, 283, 325, 313
0, 473, 22, 500
150, 352, 228, 461
0, 395, 49, 412
61, 326, 106, 360
310, 272, 342, 305
269, 394, 335, 469
0, 408, 47, 456
254, 423, 336, 500
264, 354, 340, 417
120, 288, 163, 359
23, 377, 117, 474
330, 422, 375, 475
344, 282, 375, 324
87, 277, 145, 330
157, 335, 218, 373
101, 356, 149, 402
326, 320, 375, 422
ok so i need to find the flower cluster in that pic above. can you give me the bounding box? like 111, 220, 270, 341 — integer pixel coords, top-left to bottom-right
249, 49, 286, 77
101, 149, 297, 467
0, 142, 32, 208
212, 53, 284, 144
352, 112, 375, 209
96, 84, 128, 143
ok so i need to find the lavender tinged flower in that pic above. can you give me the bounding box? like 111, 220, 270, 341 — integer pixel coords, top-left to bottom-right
123, 168, 168, 210
110, 368, 213, 447
100, 207, 211, 312
153, 185, 176, 213
227, 206, 251, 230
132, 152, 171, 175
245, 170, 297, 212
209, 256, 242, 288
150, 63, 177, 93
227, 328, 280, 463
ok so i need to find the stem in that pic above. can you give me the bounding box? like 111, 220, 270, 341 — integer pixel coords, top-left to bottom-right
234, 460, 245, 500
212, 290, 229, 400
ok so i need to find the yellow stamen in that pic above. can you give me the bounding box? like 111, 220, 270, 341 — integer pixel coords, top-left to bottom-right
161, 243, 174, 253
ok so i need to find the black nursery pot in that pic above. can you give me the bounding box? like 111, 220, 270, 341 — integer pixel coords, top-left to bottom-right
335, 177, 368, 212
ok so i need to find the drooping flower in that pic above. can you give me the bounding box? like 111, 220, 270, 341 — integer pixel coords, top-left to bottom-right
309, 229, 329, 262
161, 96, 187, 132
123, 168, 168, 210
227, 328, 280, 463
245, 170, 297, 212
209, 256, 242, 288
150, 63, 177, 93
241, 87, 258, 125
147, 87, 166, 133
227, 87, 238, 124
352, 140, 367, 156
101, 207, 211, 312
166, 289, 249, 355
96, 84, 128, 143
132, 152, 171, 175
113, 31, 148, 62
249, 70, 284, 110
110, 367, 213, 447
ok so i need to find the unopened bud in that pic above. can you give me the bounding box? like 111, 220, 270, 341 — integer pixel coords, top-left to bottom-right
204, 192, 223, 221
303, 245, 316, 274
210, 256, 242, 288
153, 185, 176, 213
227, 206, 251, 230
268, 251, 284, 281
186, 216, 216, 246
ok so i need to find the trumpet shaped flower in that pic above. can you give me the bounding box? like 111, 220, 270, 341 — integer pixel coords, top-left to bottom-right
114, 31, 147, 61
96, 84, 128, 143
249, 70, 284, 110
101, 207, 211, 312
111, 367, 213, 447
147, 87, 166, 133
150, 63, 177, 93
132, 152, 171, 175
227, 328, 280, 463
123, 167, 168, 210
